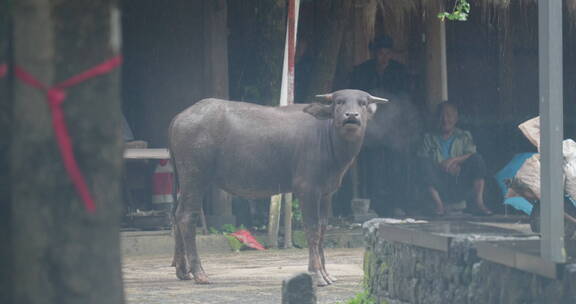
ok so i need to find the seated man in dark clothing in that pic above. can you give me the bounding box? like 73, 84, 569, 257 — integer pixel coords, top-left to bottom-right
417, 102, 493, 216
349, 35, 410, 95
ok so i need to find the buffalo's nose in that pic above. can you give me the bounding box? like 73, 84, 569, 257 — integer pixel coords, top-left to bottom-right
345, 112, 360, 119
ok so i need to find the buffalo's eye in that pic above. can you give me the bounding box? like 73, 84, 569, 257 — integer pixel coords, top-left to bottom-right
359, 100, 368, 106
336, 99, 345, 105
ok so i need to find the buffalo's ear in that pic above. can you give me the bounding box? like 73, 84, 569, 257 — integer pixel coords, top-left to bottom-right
304, 103, 333, 120
367, 103, 378, 115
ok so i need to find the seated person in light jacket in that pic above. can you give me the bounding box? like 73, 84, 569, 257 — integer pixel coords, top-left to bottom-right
417, 101, 493, 216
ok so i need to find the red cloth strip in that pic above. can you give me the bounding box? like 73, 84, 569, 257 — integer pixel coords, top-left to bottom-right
0, 63, 7, 78
14, 55, 122, 213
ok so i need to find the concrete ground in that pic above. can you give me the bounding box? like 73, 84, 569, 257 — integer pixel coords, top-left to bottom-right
121, 215, 532, 304
123, 248, 365, 304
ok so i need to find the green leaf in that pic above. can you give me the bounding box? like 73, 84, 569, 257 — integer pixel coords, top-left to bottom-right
438, 0, 470, 22
224, 234, 245, 252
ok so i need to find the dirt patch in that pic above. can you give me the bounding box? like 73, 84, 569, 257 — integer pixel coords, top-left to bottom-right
123, 248, 365, 304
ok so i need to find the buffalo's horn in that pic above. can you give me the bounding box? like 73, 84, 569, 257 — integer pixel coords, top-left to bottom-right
368, 95, 389, 103
315, 93, 333, 104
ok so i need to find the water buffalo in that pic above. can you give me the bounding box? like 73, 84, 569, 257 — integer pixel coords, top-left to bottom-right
169, 89, 387, 286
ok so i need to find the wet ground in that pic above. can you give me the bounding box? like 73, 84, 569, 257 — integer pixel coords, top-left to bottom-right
123, 248, 364, 304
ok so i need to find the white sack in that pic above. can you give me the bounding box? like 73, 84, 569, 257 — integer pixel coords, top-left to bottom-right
518, 116, 541, 150
564, 139, 576, 200
515, 153, 542, 200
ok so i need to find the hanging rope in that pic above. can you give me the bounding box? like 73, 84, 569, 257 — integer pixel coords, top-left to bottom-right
14, 55, 123, 213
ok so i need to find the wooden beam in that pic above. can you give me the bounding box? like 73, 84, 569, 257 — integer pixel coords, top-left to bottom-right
424, 0, 448, 110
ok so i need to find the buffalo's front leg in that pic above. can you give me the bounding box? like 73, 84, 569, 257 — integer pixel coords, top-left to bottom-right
298, 190, 331, 286
319, 194, 336, 283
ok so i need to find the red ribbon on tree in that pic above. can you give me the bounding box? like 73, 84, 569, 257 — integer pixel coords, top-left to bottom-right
0, 63, 7, 78
14, 56, 123, 213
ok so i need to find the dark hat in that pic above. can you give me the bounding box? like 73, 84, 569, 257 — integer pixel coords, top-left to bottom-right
369, 35, 394, 50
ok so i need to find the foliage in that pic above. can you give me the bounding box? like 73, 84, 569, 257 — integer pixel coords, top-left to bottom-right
209, 224, 247, 252
438, 0, 470, 21
292, 230, 308, 248
224, 234, 245, 252
292, 199, 303, 227
337, 291, 378, 304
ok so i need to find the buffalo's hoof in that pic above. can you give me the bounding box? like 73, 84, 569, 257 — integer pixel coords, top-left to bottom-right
311, 272, 331, 287
176, 267, 192, 281
193, 272, 210, 284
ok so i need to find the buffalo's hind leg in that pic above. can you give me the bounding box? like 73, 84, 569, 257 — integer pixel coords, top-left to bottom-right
174, 174, 210, 284
173, 223, 191, 280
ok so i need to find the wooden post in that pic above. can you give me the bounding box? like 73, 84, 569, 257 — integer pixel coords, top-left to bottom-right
9, 0, 124, 303
424, 0, 448, 110
539, 0, 565, 263
268, 193, 283, 248
283, 192, 293, 248
203, 0, 229, 100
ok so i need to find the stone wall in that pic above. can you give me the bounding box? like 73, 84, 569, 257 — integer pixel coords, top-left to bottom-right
363, 219, 576, 304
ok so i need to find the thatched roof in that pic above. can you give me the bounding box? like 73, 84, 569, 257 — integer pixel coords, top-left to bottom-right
380, 0, 576, 22
480, 0, 576, 12
379, 0, 576, 49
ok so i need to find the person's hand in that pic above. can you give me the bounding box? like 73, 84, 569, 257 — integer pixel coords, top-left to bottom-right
441, 158, 461, 176
447, 163, 461, 176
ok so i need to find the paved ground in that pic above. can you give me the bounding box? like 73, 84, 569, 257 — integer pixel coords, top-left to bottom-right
123, 248, 365, 304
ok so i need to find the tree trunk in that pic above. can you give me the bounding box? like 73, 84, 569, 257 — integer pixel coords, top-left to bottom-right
0, 0, 13, 303
8, 0, 125, 303
227, 0, 286, 105
302, 0, 352, 100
